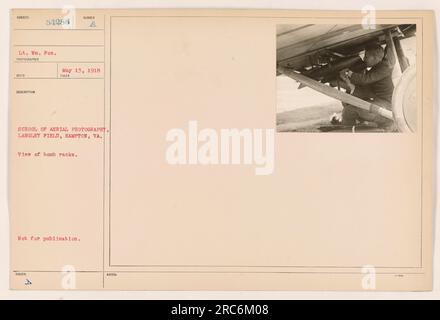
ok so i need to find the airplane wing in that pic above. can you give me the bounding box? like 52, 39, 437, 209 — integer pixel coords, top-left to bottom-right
277, 24, 416, 71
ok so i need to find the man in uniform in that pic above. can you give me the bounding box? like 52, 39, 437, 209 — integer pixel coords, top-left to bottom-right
332, 43, 396, 129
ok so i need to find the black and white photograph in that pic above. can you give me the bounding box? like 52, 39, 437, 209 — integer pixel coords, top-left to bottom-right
276, 24, 417, 132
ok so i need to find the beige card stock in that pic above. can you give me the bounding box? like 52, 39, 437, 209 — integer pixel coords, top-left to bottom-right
9, 9, 434, 290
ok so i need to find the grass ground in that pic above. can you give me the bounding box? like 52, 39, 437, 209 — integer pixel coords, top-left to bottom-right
276, 103, 343, 132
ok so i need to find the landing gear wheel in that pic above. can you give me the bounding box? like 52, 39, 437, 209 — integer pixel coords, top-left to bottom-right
392, 66, 417, 133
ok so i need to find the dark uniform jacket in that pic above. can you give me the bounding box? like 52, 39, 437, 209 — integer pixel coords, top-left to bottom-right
349, 59, 395, 103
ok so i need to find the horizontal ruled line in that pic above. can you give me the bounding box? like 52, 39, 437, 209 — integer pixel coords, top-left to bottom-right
14, 77, 104, 80
14, 28, 104, 31
12, 270, 426, 275
14, 61, 104, 63
14, 44, 104, 47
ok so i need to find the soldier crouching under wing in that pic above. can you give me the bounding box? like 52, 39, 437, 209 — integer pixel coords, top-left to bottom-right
332, 43, 396, 130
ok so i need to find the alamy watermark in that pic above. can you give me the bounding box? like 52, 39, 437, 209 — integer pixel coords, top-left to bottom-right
361, 265, 377, 290
165, 121, 275, 175
361, 5, 376, 30
61, 264, 76, 290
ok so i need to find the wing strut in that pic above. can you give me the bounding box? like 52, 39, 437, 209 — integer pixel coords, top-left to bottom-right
277, 66, 394, 120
